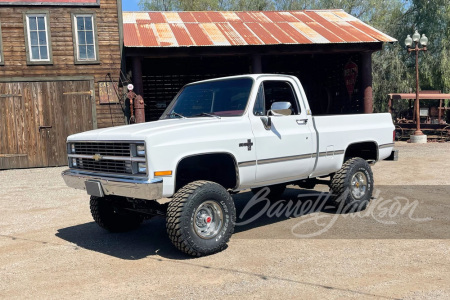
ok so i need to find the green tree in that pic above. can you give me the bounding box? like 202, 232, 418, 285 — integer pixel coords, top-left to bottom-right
229, 0, 273, 11
372, 0, 450, 111
405, 0, 450, 92
138, 0, 273, 10
138, 0, 178, 11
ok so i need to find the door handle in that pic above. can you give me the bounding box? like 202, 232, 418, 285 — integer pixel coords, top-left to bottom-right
39, 125, 52, 131
296, 119, 308, 125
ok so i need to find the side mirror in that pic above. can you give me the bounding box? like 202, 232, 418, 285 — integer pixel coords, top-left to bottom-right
260, 116, 271, 130
269, 102, 292, 116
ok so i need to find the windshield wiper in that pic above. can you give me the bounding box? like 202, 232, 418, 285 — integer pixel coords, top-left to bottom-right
193, 112, 221, 119
168, 112, 186, 119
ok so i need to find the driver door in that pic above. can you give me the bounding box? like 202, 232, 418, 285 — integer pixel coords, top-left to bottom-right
250, 78, 315, 184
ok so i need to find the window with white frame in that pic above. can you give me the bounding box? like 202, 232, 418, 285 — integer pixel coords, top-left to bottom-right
73, 14, 98, 62
25, 14, 51, 63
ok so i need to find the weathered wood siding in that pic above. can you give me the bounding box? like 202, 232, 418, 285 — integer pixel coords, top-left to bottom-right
0, 0, 124, 128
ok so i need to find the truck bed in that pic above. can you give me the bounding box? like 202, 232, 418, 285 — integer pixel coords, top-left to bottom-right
310, 113, 395, 177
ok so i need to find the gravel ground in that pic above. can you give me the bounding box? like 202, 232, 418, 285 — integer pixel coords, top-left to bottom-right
0, 141, 449, 299
372, 142, 450, 185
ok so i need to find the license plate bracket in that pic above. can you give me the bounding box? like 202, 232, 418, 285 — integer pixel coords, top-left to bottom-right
85, 180, 104, 197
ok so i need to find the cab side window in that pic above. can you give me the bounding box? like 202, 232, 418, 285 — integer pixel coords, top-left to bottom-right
253, 80, 300, 116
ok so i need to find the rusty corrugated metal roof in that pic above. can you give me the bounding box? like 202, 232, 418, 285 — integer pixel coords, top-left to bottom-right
123, 10, 397, 48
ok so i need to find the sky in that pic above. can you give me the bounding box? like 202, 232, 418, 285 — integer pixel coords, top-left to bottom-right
122, 0, 140, 11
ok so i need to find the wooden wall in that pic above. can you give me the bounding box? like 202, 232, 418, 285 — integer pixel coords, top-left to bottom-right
0, 0, 124, 128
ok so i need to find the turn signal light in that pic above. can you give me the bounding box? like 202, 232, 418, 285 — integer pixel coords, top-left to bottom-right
154, 171, 172, 177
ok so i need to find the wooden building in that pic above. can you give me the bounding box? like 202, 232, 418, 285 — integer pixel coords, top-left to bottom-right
0, 0, 125, 169
123, 10, 396, 121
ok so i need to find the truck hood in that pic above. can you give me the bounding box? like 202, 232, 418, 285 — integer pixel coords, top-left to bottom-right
67, 117, 239, 142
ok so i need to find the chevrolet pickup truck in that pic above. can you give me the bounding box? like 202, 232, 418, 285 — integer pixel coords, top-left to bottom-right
62, 74, 397, 256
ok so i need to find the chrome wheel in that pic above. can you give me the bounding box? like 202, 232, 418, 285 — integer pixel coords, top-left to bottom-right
350, 171, 368, 200
194, 201, 224, 239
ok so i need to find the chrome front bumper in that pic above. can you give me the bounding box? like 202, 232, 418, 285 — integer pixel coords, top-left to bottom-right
61, 169, 163, 200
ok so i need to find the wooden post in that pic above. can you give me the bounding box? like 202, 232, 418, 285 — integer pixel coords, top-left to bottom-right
252, 54, 262, 74
132, 56, 144, 96
361, 52, 373, 113
131, 56, 146, 123
134, 95, 145, 123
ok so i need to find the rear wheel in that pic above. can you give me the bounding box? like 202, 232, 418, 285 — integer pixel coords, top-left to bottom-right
90, 196, 144, 232
166, 181, 236, 257
329, 157, 373, 212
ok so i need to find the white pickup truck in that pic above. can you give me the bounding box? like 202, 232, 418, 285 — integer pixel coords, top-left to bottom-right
62, 74, 397, 256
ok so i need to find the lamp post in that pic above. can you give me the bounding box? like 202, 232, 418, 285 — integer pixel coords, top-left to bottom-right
405, 30, 428, 143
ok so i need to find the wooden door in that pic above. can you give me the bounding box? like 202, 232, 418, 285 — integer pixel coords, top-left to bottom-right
0, 83, 28, 169
0, 80, 94, 169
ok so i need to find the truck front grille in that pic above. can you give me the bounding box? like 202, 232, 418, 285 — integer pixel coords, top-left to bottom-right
72, 158, 131, 174
72, 142, 131, 156
67, 141, 146, 178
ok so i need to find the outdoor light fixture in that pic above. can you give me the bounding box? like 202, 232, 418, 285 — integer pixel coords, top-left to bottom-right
412, 30, 420, 42
420, 34, 428, 46
405, 30, 429, 142
404, 35, 412, 47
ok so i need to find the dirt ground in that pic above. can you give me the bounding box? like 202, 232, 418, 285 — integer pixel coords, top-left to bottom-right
1, 141, 449, 299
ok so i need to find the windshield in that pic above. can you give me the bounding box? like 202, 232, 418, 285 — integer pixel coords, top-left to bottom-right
162, 78, 253, 118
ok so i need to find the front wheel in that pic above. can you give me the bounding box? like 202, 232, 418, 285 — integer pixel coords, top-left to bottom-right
329, 157, 374, 212
166, 181, 236, 257
90, 196, 144, 232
